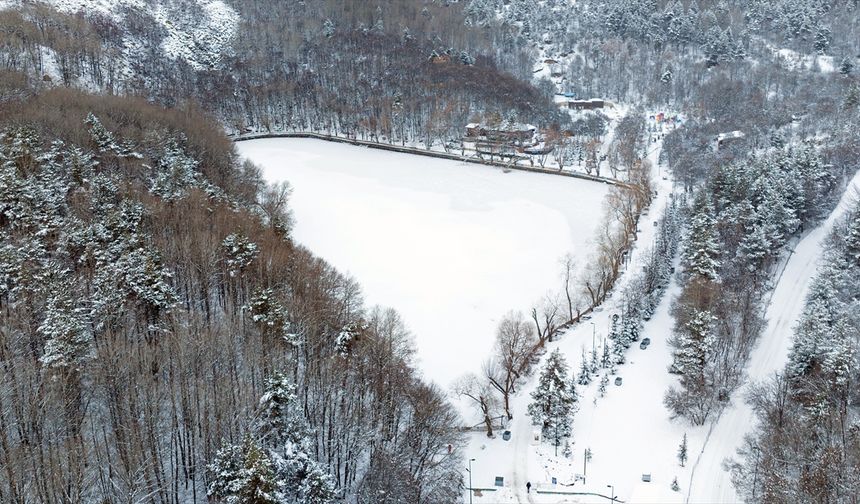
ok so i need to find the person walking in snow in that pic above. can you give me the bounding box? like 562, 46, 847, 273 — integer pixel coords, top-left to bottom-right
526, 481, 531, 493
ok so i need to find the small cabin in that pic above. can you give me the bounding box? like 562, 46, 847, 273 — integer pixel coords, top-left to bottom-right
429, 52, 451, 64
466, 122, 536, 143
715, 130, 745, 150
568, 99, 605, 110
485, 125, 535, 143
465, 123, 485, 138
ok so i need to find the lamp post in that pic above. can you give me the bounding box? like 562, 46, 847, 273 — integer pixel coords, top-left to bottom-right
607, 484, 615, 503
590, 322, 596, 354
467, 458, 476, 504
583, 448, 589, 484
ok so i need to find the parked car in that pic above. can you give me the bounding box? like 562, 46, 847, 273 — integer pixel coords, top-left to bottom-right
639, 337, 651, 350
502, 430, 511, 441
614, 377, 623, 386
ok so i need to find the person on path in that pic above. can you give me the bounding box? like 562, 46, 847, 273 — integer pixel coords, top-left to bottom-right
526, 481, 531, 493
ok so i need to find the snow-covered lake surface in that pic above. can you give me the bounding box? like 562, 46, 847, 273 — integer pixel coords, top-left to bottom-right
237, 138, 610, 387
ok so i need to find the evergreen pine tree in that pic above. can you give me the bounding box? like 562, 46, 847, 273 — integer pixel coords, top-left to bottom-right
322, 19, 335, 38
813, 27, 831, 55
843, 210, 860, 265
240, 440, 281, 504
258, 373, 310, 446
257, 373, 336, 504
598, 373, 609, 397
589, 347, 599, 374
678, 433, 688, 467
38, 274, 91, 370
208, 437, 282, 504
673, 310, 715, 381
578, 347, 593, 385
611, 338, 626, 365
85, 113, 119, 153
528, 349, 578, 448
601, 339, 611, 368
661, 69, 673, 84
683, 193, 721, 281
839, 57, 854, 76
736, 212, 772, 273
223, 233, 259, 277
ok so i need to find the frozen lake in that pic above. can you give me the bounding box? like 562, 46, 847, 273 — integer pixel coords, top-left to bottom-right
237, 138, 610, 387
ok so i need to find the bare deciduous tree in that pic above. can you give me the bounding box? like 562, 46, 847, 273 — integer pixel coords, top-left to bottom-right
258, 180, 294, 235
484, 312, 538, 419
452, 373, 498, 437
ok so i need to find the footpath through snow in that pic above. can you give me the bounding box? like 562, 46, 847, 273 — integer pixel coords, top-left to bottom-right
463, 133, 860, 504
464, 126, 690, 504
685, 169, 860, 503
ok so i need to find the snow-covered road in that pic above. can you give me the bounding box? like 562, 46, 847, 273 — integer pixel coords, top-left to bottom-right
465, 120, 689, 504
464, 123, 860, 504
686, 170, 860, 503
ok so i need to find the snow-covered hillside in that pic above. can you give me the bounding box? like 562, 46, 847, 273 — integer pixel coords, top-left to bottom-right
0, 0, 238, 72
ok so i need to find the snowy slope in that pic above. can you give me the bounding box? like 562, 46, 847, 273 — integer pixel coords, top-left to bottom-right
685, 170, 860, 503
0, 0, 239, 72
237, 138, 610, 389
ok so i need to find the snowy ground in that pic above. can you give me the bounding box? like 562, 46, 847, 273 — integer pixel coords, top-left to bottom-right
464, 122, 691, 504
467, 124, 860, 503
465, 132, 860, 504
762, 42, 837, 74
237, 138, 610, 388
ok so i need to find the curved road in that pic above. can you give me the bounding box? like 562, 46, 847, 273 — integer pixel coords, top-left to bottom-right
686, 172, 860, 503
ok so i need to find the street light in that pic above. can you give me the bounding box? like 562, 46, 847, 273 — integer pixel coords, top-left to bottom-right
607, 484, 615, 503
467, 458, 476, 504
590, 322, 596, 354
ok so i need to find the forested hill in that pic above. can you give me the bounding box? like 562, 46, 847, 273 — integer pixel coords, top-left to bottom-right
0, 0, 563, 141
1, 0, 860, 502
0, 88, 464, 503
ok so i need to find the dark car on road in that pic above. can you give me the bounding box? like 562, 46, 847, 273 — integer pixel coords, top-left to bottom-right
640, 337, 651, 350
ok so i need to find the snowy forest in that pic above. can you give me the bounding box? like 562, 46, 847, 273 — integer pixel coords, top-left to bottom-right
0, 0, 860, 503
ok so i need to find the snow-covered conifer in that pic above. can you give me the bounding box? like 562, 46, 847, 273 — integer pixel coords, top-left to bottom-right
673, 310, 715, 378
85, 113, 120, 153
244, 288, 297, 345
678, 433, 688, 467
577, 347, 592, 385
528, 349, 578, 446
597, 373, 609, 397
683, 193, 720, 281
39, 280, 91, 370
839, 57, 854, 76
208, 437, 283, 504
257, 373, 336, 504
223, 233, 259, 277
